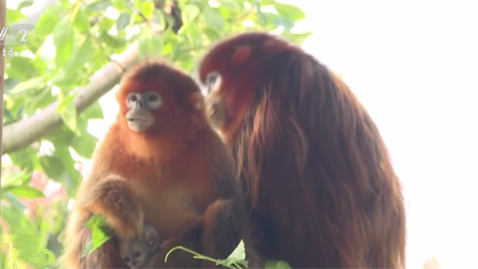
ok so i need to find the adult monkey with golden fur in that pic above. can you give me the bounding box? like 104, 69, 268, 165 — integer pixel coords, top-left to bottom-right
199, 32, 406, 269
61, 60, 260, 268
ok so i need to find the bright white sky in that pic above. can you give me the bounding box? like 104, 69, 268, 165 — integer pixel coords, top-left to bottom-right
290, 1, 478, 268
8, 0, 478, 268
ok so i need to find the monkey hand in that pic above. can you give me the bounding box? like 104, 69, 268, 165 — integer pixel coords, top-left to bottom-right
81, 176, 145, 239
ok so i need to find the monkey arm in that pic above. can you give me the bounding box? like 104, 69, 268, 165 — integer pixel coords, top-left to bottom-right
77, 175, 145, 239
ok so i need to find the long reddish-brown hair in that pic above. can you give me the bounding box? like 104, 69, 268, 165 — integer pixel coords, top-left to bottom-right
199, 32, 406, 268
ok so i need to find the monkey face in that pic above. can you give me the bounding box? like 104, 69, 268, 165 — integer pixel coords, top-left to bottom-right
124, 91, 163, 132
203, 72, 227, 129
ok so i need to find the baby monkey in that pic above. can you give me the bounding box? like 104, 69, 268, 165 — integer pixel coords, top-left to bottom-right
118, 222, 161, 269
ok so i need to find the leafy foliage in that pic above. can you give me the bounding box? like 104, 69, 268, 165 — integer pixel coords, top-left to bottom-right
1, 0, 311, 267
81, 214, 114, 257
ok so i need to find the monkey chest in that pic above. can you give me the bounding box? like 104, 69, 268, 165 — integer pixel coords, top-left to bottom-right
134, 183, 206, 238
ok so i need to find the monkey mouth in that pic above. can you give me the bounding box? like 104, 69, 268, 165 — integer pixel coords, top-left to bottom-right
127, 117, 147, 122
126, 117, 153, 132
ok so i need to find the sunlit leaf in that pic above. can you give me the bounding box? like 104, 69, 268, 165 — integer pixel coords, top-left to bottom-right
65, 36, 93, 71
59, 102, 79, 134
272, 3, 306, 21
71, 131, 97, 158
273, 16, 294, 30
3, 192, 27, 211
6, 76, 46, 96
216, 240, 248, 268
6, 8, 25, 22
202, 6, 225, 31
138, 31, 163, 58
99, 30, 126, 49
7, 186, 45, 199
86, 0, 112, 12
18, 1, 34, 10
82, 102, 104, 119
117, 12, 130, 30
183, 4, 200, 24
139, 1, 154, 18
35, 3, 64, 38
0, 171, 31, 188
8, 56, 39, 80
39, 156, 66, 182
53, 16, 75, 67
82, 215, 114, 257
73, 7, 90, 33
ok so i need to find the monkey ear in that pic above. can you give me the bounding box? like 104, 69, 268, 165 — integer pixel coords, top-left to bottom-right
144, 225, 160, 246
188, 92, 206, 112
232, 45, 252, 66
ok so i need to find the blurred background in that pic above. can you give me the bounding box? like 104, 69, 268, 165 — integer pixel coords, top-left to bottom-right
1, 0, 477, 268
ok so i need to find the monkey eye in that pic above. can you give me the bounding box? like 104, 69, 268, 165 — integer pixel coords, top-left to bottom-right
126, 93, 140, 108
144, 92, 162, 109
206, 72, 221, 93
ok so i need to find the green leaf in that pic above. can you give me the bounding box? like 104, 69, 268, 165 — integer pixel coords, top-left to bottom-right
59, 101, 79, 134
53, 16, 75, 67
8, 56, 39, 80
183, 4, 200, 24
8, 147, 38, 171
202, 6, 225, 31
3, 192, 27, 211
0, 171, 31, 189
218, 1, 241, 12
65, 36, 93, 71
1, 205, 32, 232
87, 0, 112, 12
51, 145, 80, 196
112, 0, 130, 10
82, 102, 104, 119
73, 7, 90, 33
264, 260, 292, 269
35, 3, 64, 38
7, 186, 45, 199
39, 155, 66, 182
99, 30, 126, 49
6, 76, 46, 95
203, 28, 221, 41
85, 214, 108, 229
282, 31, 313, 45
272, 3, 306, 21
139, 1, 154, 18
161, 43, 173, 56
217, 240, 248, 268
6, 8, 25, 22
71, 132, 97, 159
117, 12, 130, 30
138, 32, 163, 58
82, 214, 114, 257
18, 1, 34, 10
273, 16, 294, 31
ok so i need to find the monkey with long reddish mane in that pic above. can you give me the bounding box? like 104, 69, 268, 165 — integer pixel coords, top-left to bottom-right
198, 32, 406, 269
61, 60, 260, 268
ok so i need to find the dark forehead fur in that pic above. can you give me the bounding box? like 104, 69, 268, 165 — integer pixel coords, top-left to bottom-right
199, 32, 296, 83
121, 59, 200, 100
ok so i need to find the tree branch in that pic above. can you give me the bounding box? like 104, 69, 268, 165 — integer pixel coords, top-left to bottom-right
2, 41, 140, 155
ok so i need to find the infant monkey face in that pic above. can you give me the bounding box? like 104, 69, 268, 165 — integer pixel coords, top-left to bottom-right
118, 223, 161, 269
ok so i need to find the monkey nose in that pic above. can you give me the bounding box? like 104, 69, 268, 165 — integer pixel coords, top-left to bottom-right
208, 104, 217, 115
